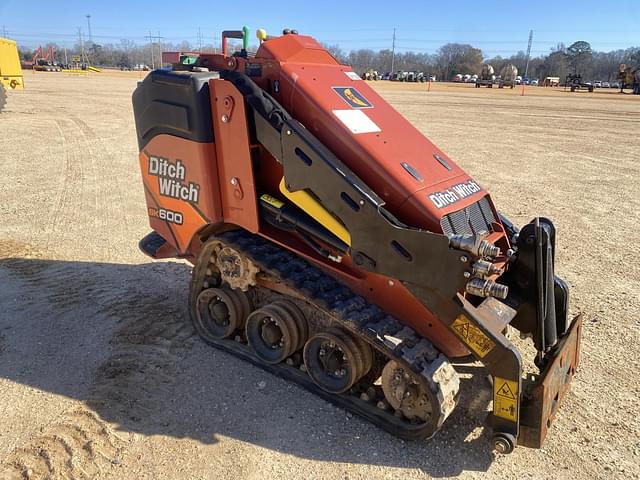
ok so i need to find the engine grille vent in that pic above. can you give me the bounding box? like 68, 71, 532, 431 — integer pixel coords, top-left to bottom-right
440, 196, 496, 236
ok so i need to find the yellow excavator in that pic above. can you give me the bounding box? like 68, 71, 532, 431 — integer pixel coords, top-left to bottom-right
0, 37, 24, 112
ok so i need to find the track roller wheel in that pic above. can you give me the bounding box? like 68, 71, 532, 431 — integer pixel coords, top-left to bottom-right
194, 287, 251, 341
246, 300, 308, 364
381, 360, 434, 422
303, 327, 372, 394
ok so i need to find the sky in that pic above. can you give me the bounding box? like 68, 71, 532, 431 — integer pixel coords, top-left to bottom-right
1, 0, 639, 57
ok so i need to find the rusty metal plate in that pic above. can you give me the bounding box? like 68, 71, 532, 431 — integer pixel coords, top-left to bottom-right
518, 314, 582, 448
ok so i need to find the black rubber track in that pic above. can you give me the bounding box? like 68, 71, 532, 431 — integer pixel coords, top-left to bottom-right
189, 230, 460, 440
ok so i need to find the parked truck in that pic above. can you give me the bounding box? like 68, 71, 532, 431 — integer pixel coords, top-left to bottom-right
476, 64, 495, 88
498, 64, 518, 89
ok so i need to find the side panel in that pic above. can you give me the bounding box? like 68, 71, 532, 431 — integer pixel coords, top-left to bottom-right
261, 225, 469, 358
210, 79, 259, 233
139, 134, 222, 253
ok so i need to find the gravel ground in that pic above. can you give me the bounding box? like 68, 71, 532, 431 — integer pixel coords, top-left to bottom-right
0, 71, 638, 480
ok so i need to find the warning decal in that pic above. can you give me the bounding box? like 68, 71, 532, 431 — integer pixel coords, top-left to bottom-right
344, 71, 362, 81
332, 109, 381, 134
493, 377, 519, 422
450, 315, 495, 358
332, 86, 373, 109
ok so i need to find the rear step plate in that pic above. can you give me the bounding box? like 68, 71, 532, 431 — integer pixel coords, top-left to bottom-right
138, 231, 179, 259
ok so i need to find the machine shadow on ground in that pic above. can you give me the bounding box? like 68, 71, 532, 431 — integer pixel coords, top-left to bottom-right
0, 256, 497, 476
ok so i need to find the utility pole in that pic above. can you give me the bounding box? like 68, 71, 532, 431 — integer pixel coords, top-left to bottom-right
391, 27, 396, 74
147, 31, 155, 69
145, 32, 165, 69
2, 25, 6, 37
198, 27, 203, 53
157, 31, 164, 65
524, 29, 533, 78
86, 14, 92, 44
78, 28, 87, 64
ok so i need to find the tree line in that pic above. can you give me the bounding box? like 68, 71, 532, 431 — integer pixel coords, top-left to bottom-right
326, 41, 639, 81
18, 38, 640, 81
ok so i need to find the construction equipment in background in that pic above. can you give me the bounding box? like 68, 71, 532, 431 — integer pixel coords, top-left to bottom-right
391, 70, 408, 81
414, 72, 427, 83
61, 54, 102, 74
0, 37, 24, 112
475, 64, 495, 88
362, 69, 379, 81
542, 76, 560, 87
618, 64, 640, 94
498, 64, 518, 89
565, 74, 594, 92
31, 46, 62, 72
134, 27, 582, 455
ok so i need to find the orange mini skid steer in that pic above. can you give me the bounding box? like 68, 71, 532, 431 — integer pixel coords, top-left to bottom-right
133, 27, 581, 453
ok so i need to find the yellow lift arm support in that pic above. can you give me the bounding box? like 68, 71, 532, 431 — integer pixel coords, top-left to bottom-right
0, 37, 25, 91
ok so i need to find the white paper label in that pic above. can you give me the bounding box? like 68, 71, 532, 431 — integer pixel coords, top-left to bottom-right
332, 109, 381, 134
344, 71, 362, 81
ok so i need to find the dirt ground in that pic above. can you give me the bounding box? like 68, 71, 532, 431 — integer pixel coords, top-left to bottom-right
0, 70, 638, 480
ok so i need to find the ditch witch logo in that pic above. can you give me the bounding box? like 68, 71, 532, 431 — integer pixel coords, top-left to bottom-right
332, 87, 373, 109
148, 155, 200, 203
429, 180, 481, 208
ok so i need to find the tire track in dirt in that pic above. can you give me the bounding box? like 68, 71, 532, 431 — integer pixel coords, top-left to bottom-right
88, 276, 195, 428
0, 243, 195, 479
69, 116, 102, 239
0, 408, 126, 480
45, 119, 84, 253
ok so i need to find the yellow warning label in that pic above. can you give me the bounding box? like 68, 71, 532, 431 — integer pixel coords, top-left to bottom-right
450, 315, 495, 358
493, 377, 519, 422
260, 194, 284, 209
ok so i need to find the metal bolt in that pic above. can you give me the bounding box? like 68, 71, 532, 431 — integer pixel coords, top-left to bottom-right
286, 130, 292, 135
221, 114, 229, 123
358, 199, 365, 206
463, 271, 471, 278
460, 255, 468, 263
230, 177, 239, 186
388, 280, 394, 287
494, 437, 510, 454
